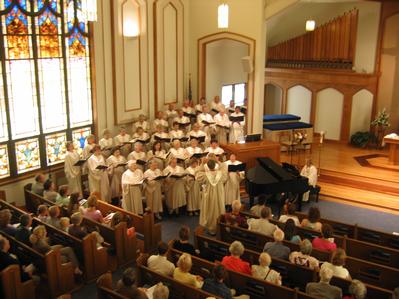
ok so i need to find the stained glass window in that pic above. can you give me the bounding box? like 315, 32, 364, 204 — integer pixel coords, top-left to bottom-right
72, 127, 91, 157
45, 132, 67, 165
0, 145, 9, 178
15, 138, 41, 174
0, 0, 93, 178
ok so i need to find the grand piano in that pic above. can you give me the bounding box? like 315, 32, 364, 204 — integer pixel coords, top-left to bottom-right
245, 157, 310, 211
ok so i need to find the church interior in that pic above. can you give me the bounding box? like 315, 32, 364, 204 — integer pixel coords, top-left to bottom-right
0, 0, 398, 298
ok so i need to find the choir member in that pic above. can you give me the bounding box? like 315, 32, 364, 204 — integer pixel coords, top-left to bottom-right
87, 145, 111, 202
224, 154, 245, 207
114, 127, 132, 157
169, 122, 186, 140
83, 134, 96, 160
210, 96, 224, 116
106, 148, 127, 200
227, 100, 235, 114
206, 140, 225, 156
196, 159, 228, 235
64, 141, 82, 195
163, 158, 186, 215
188, 123, 208, 145
169, 140, 188, 165
147, 141, 167, 170
181, 99, 196, 123
173, 110, 191, 132
121, 160, 144, 215
229, 106, 245, 143
144, 160, 164, 220
300, 159, 318, 202
153, 111, 169, 131
214, 108, 230, 144
99, 129, 114, 158
127, 142, 147, 171
186, 138, 203, 157
133, 114, 149, 132
197, 105, 215, 135
195, 97, 207, 114
132, 127, 150, 151
185, 158, 201, 216
165, 103, 178, 128
151, 124, 170, 151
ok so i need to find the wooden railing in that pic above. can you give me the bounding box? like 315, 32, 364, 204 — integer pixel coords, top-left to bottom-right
267, 9, 358, 70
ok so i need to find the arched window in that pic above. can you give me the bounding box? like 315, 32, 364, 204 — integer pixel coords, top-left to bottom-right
0, 0, 93, 179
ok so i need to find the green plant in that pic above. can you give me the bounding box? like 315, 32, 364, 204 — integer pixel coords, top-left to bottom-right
371, 108, 390, 128
350, 131, 376, 148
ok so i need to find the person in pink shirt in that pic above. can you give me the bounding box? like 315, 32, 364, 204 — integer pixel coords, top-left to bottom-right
312, 224, 337, 252
80, 195, 104, 223
221, 241, 251, 275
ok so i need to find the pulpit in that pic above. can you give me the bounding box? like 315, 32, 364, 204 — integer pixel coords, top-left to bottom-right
384, 137, 399, 165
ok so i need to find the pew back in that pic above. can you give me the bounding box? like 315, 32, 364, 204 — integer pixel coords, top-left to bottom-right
0, 265, 35, 299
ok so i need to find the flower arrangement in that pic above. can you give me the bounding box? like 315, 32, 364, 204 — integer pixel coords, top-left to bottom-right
294, 130, 308, 143
371, 108, 390, 128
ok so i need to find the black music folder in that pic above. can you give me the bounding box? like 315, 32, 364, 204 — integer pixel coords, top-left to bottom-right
240, 106, 247, 114
183, 111, 196, 118
229, 115, 244, 122
116, 163, 127, 168
228, 163, 246, 172
74, 159, 87, 167
136, 159, 147, 166
211, 108, 219, 114
202, 120, 215, 126
154, 175, 168, 181
190, 135, 206, 143
96, 165, 108, 170
191, 152, 208, 159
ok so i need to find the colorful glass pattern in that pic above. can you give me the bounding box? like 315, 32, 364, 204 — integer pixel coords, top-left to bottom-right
38, 8, 60, 58
15, 138, 41, 174
0, 145, 10, 178
45, 132, 67, 165
72, 127, 91, 156
0, 63, 8, 142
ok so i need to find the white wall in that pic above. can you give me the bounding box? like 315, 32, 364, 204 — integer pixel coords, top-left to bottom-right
315, 88, 344, 141
350, 89, 373, 136
205, 39, 249, 101
287, 85, 312, 123
264, 84, 282, 115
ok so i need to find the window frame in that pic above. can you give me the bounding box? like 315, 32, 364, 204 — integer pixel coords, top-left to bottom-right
221, 82, 247, 107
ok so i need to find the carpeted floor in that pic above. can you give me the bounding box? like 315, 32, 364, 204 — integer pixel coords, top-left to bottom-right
72, 198, 399, 298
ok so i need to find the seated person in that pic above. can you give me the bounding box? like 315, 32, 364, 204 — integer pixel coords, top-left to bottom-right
202, 265, 232, 299
109, 212, 136, 237
56, 185, 70, 207
80, 195, 104, 223
283, 219, 301, 244
312, 223, 337, 252
68, 212, 88, 239
31, 173, 46, 196
15, 214, 32, 245
263, 229, 291, 260
0, 209, 17, 236
29, 225, 83, 275
46, 205, 61, 229
343, 279, 367, 299
116, 267, 148, 299
43, 179, 59, 202
37, 205, 49, 223
152, 282, 169, 299
300, 159, 318, 202
59, 217, 70, 233
321, 248, 351, 280
173, 226, 197, 256
247, 206, 277, 236
173, 253, 203, 288
224, 200, 247, 228
221, 241, 251, 275
306, 267, 342, 299
301, 207, 322, 232
147, 241, 175, 277
249, 194, 267, 217
67, 192, 81, 215
279, 202, 300, 226
289, 239, 319, 270
251, 252, 281, 285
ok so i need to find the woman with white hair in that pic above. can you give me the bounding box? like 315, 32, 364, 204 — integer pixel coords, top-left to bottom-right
122, 160, 144, 215
127, 142, 147, 171
99, 128, 114, 158
106, 148, 127, 199
114, 127, 132, 157
251, 252, 282, 285
343, 280, 367, 299
163, 158, 186, 215
214, 108, 230, 144
144, 160, 164, 220
133, 114, 149, 132
87, 145, 111, 202
229, 106, 245, 143
224, 154, 245, 207
152, 282, 169, 299
173, 253, 203, 288
168, 140, 188, 163
64, 141, 82, 195
187, 123, 209, 146
289, 239, 319, 270
221, 240, 251, 275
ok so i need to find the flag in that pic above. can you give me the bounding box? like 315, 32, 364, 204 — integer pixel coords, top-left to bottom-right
188, 73, 192, 102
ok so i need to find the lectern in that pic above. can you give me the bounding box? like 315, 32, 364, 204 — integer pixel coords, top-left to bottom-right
384, 137, 399, 165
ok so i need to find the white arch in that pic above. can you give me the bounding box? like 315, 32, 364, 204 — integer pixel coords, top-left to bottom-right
350, 89, 373, 136
264, 83, 282, 115
287, 85, 312, 123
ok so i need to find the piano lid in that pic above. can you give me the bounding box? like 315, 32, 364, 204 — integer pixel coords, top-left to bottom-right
256, 157, 292, 181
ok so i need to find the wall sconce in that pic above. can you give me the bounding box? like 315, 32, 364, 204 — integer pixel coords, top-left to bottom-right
306, 20, 316, 31
123, 1, 140, 38
218, 3, 229, 29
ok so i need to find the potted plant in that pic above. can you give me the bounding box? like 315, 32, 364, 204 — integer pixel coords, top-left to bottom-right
371, 108, 390, 148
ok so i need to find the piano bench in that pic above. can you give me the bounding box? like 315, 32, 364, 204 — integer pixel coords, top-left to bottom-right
310, 185, 321, 202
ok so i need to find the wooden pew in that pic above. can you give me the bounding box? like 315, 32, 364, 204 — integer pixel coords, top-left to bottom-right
24, 185, 68, 216
95, 200, 162, 253
0, 199, 109, 282
331, 277, 393, 299
136, 253, 222, 299
167, 247, 317, 299
96, 272, 126, 299
3, 233, 77, 298
0, 265, 36, 299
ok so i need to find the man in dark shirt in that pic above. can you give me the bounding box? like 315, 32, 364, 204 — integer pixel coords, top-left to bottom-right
0, 234, 30, 282
263, 229, 291, 260
15, 214, 32, 245
202, 265, 232, 299
68, 212, 88, 239
173, 225, 197, 255
116, 268, 148, 299
0, 209, 17, 237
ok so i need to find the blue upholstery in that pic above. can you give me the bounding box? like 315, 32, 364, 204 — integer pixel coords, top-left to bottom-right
263, 114, 301, 122
263, 122, 313, 131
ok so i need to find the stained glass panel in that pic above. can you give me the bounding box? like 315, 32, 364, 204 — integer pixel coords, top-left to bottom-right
45, 132, 67, 165
15, 138, 41, 174
0, 63, 8, 142
38, 8, 60, 58
6, 60, 40, 139
0, 145, 10, 178
72, 127, 91, 156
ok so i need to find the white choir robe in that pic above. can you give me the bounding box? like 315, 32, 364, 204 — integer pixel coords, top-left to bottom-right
143, 169, 163, 214
195, 104, 204, 114
165, 109, 178, 127
64, 150, 82, 194
133, 120, 149, 132
169, 129, 185, 141
300, 165, 318, 201
87, 154, 111, 202
185, 166, 201, 212
99, 137, 114, 158
210, 101, 225, 114
224, 160, 245, 205
114, 134, 132, 157
106, 155, 127, 199
182, 106, 196, 124
197, 113, 215, 135
229, 112, 245, 143
173, 116, 191, 132
127, 151, 147, 171
168, 148, 188, 166
147, 150, 167, 170
150, 132, 171, 151
82, 143, 95, 174
187, 130, 209, 147
153, 119, 169, 131
163, 165, 186, 211
121, 168, 144, 214
196, 167, 228, 234
214, 113, 231, 144
206, 146, 225, 161
132, 132, 150, 150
